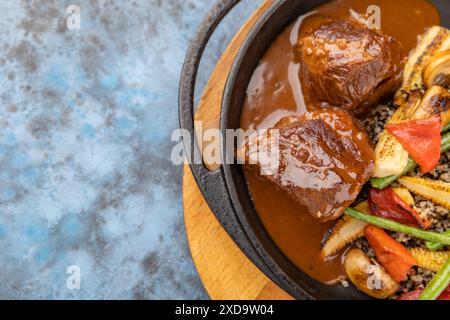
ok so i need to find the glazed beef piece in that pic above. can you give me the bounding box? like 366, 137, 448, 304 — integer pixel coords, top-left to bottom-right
238, 109, 374, 222
297, 18, 405, 117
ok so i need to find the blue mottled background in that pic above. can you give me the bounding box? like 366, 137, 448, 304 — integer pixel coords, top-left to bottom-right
0, 0, 260, 299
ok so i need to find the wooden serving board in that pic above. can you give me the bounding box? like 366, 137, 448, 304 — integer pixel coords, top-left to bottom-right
183, 0, 293, 300
183, 165, 292, 300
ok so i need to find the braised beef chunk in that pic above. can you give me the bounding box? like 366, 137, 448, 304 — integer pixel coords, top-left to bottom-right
239, 109, 374, 221
297, 19, 404, 117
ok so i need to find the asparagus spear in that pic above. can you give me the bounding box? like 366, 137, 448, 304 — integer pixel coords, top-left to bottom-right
426, 230, 450, 251
345, 208, 450, 245
419, 257, 450, 300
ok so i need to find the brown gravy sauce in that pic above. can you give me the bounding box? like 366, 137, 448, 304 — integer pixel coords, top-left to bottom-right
240, 0, 440, 284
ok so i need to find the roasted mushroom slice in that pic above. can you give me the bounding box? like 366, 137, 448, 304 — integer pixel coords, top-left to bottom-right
412, 86, 450, 129
344, 248, 399, 299
423, 50, 450, 88
401, 26, 450, 93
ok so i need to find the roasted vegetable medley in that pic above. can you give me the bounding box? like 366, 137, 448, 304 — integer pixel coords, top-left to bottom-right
322, 26, 450, 299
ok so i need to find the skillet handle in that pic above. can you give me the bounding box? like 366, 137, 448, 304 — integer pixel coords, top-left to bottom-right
178, 0, 272, 267
179, 0, 240, 218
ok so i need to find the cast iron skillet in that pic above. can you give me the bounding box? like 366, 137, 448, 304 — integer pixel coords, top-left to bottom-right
179, 0, 450, 299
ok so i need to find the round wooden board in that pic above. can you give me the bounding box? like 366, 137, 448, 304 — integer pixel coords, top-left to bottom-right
182, 0, 292, 300
183, 166, 292, 300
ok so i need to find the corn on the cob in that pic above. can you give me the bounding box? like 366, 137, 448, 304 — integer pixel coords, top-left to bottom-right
320, 202, 368, 261
393, 187, 435, 228
410, 248, 450, 272
398, 176, 450, 210
393, 187, 415, 206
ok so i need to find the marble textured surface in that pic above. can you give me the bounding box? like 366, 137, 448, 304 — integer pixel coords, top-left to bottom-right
0, 0, 259, 299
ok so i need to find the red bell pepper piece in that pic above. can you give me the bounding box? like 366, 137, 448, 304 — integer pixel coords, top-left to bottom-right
397, 286, 450, 300
368, 188, 432, 229
386, 115, 441, 174
439, 287, 450, 300
397, 290, 422, 300
365, 226, 417, 283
